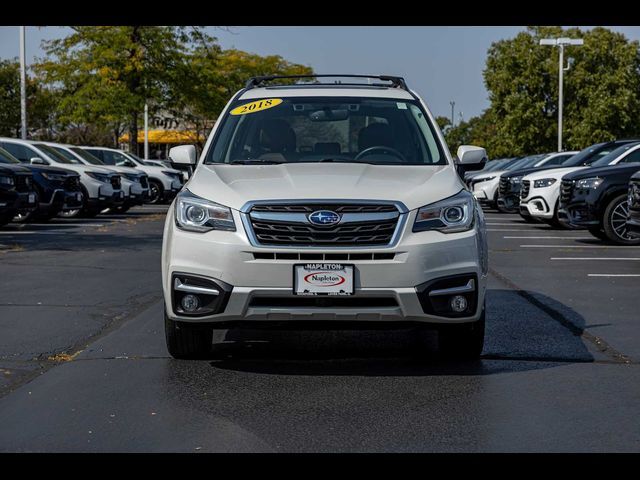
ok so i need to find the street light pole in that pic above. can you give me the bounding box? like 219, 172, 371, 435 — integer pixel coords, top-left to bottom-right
540, 37, 584, 152
450, 101, 455, 128
19, 26, 27, 140
144, 103, 149, 160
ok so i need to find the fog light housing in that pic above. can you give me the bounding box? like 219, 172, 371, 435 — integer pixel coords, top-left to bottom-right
171, 272, 233, 317
181, 294, 200, 312
449, 295, 468, 313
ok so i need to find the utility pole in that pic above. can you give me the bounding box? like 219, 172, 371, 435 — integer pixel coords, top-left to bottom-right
540, 37, 584, 152
144, 103, 149, 160
19, 26, 27, 140
449, 101, 455, 128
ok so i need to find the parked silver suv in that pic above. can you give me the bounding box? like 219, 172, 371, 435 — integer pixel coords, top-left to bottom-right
162, 75, 489, 359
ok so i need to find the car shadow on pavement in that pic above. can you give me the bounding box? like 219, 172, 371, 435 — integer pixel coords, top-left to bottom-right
205, 288, 595, 376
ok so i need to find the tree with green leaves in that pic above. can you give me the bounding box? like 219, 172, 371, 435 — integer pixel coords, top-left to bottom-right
0, 59, 59, 138
36, 26, 214, 154
484, 26, 640, 157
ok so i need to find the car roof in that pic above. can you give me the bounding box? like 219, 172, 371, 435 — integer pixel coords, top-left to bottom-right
238, 86, 416, 101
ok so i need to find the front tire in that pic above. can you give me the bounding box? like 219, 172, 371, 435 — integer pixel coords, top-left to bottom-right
602, 195, 640, 245
437, 309, 485, 360
147, 180, 163, 205
165, 309, 213, 359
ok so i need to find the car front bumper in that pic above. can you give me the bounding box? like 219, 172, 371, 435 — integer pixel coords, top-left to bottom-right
162, 207, 488, 325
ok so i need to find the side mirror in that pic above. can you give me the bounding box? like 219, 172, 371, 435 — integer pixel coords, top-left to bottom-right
30, 157, 48, 165
456, 145, 487, 172
169, 145, 197, 165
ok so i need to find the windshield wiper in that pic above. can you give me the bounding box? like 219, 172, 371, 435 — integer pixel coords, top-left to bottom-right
229, 159, 284, 165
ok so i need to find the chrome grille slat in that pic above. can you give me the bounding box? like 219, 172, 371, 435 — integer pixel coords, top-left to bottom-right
560, 180, 574, 204
520, 180, 530, 199
248, 202, 401, 247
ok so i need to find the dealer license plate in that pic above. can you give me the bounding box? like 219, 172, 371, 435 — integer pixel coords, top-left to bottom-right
294, 263, 354, 296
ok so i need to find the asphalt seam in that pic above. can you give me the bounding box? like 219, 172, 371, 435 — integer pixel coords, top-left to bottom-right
489, 267, 632, 364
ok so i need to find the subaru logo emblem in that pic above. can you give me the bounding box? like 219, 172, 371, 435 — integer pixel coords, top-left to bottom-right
308, 210, 341, 226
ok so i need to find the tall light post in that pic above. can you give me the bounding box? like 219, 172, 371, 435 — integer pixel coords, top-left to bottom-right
144, 103, 149, 160
540, 37, 584, 152
19, 26, 27, 140
449, 101, 455, 127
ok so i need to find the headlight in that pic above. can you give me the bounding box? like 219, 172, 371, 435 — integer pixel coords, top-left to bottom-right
533, 178, 557, 188
175, 189, 235, 232
41, 172, 69, 182
576, 177, 603, 189
475, 176, 495, 183
123, 173, 142, 182
413, 190, 475, 233
0, 175, 14, 186
162, 170, 181, 179
510, 176, 523, 184
86, 172, 111, 183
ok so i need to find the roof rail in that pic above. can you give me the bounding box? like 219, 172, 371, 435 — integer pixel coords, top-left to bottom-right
245, 74, 409, 91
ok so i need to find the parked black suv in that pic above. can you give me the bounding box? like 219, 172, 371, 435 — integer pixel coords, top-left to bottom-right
559, 146, 640, 244
0, 160, 37, 227
627, 171, 640, 239
0, 146, 83, 222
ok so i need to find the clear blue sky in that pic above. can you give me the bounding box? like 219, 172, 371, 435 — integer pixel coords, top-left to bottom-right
1, 26, 639, 121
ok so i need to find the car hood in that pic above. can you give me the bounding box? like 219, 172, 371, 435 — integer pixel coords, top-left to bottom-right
502, 164, 567, 179
187, 163, 462, 211
564, 163, 640, 181
523, 166, 588, 181
0, 163, 32, 175
95, 165, 141, 175
473, 170, 507, 181
24, 164, 78, 176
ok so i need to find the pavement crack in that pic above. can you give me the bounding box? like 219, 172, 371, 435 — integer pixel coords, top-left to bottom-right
489, 267, 632, 364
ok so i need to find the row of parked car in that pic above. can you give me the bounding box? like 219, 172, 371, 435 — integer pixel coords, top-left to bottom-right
465, 138, 640, 245
0, 138, 187, 226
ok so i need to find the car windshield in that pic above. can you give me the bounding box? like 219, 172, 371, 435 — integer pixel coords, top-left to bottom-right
508, 155, 544, 170
0, 147, 20, 164
560, 143, 615, 167
205, 96, 446, 165
590, 143, 640, 167
34, 144, 77, 164
482, 159, 508, 172
69, 147, 104, 166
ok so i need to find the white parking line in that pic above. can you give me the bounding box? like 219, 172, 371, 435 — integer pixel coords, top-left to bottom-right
26, 223, 106, 227
488, 228, 556, 232
551, 257, 640, 261
487, 222, 536, 226
588, 274, 640, 277
0, 231, 67, 235
504, 236, 593, 240
521, 244, 640, 249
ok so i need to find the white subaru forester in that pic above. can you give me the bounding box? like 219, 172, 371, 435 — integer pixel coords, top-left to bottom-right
162, 75, 489, 359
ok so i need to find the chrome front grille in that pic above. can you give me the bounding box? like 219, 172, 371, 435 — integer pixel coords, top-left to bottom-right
14, 175, 32, 192
560, 180, 574, 204
520, 180, 530, 199
110, 175, 121, 190
246, 202, 402, 247
499, 176, 509, 195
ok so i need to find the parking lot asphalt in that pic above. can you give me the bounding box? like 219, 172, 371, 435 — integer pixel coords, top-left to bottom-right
0, 206, 639, 452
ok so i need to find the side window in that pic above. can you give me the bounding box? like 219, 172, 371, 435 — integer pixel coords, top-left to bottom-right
1, 143, 30, 162
100, 151, 116, 165
620, 149, 640, 164
89, 149, 104, 161
111, 152, 131, 166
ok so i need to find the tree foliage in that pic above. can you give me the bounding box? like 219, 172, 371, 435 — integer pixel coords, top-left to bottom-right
484, 26, 640, 157
34, 27, 313, 152
0, 59, 58, 138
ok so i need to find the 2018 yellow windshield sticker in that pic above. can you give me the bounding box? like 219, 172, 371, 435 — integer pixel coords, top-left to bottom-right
230, 98, 283, 115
